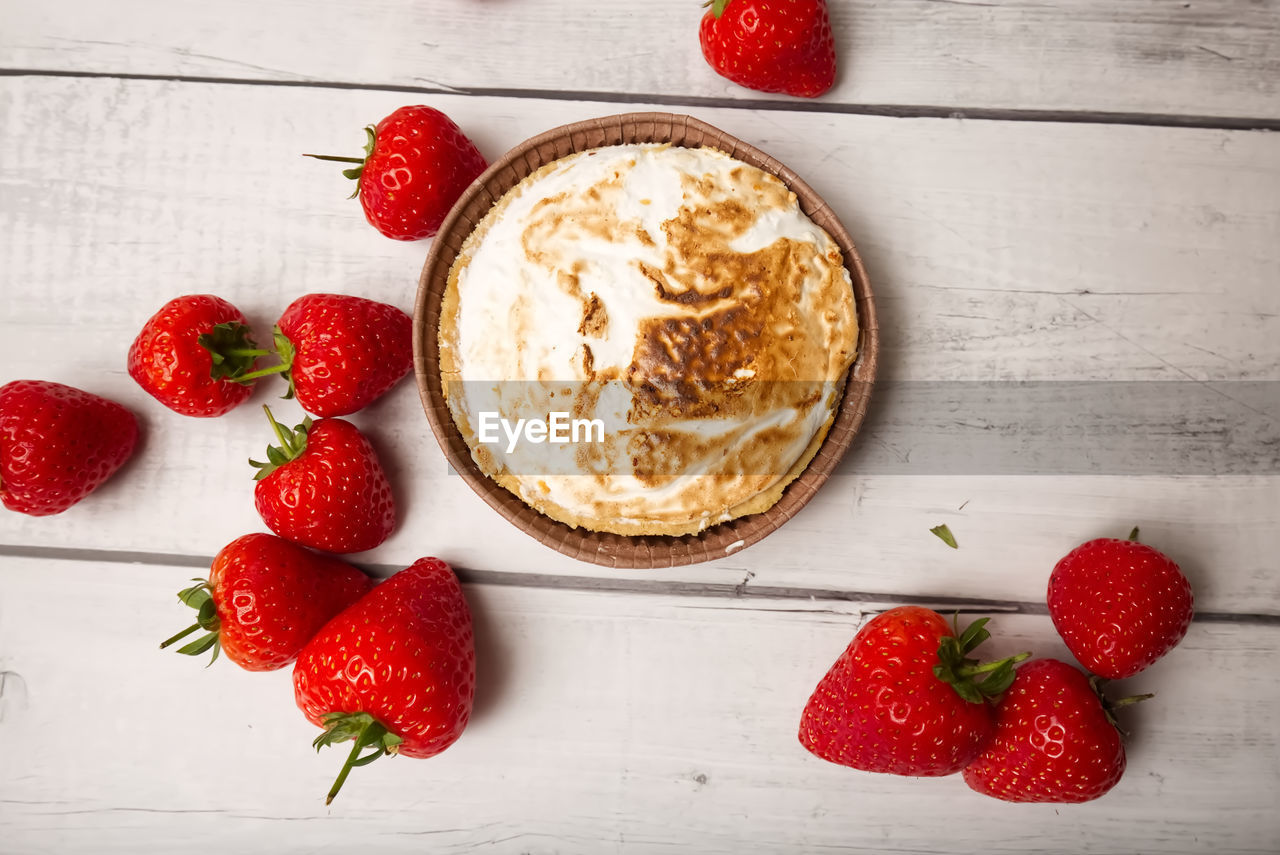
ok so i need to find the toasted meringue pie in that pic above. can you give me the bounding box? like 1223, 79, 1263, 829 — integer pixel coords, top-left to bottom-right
439, 143, 858, 536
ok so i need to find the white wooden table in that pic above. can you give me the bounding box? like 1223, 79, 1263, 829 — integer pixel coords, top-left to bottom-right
2, 2, 1278, 852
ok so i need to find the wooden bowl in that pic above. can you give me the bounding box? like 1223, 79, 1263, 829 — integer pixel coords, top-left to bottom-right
413, 112, 879, 568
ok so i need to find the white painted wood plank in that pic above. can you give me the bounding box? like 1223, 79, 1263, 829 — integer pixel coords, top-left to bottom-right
0, 558, 1276, 853
1, 78, 1275, 386
3, 0, 1279, 119
0, 76, 1277, 609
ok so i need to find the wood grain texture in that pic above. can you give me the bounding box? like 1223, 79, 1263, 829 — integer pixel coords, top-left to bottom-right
3, 6, 1278, 852
3, 0, 1279, 120
1, 557, 1277, 854
0, 76, 1277, 610
2, 78, 1276, 387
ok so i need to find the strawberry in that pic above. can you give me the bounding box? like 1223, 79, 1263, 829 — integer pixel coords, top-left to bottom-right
963, 658, 1147, 803
160, 533, 373, 670
0, 380, 138, 516
799, 606, 1028, 776
306, 105, 487, 240
294, 557, 475, 803
237, 293, 412, 417
699, 0, 837, 98
251, 406, 396, 554
127, 294, 261, 417
1047, 529, 1194, 679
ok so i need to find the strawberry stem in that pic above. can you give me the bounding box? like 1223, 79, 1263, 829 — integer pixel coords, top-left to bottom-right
159, 623, 201, 648
1090, 675, 1156, 735
304, 127, 377, 195
232, 329, 297, 401
312, 712, 404, 804
1128, 526, 1141, 541
302, 155, 366, 164
268, 406, 296, 454
249, 406, 312, 481
954, 651, 1032, 678
327, 725, 381, 804
234, 363, 290, 382
160, 579, 221, 666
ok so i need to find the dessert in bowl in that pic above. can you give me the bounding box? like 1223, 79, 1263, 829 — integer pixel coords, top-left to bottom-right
416, 114, 877, 566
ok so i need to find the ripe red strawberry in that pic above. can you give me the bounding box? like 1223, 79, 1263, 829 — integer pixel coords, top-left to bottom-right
0, 380, 138, 516
160, 533, 373, 670
799, 606, 1028, 776
127, 294, 261, 417
239, 293, 412, 417
1047, 529, 1194, 679
251, 407, 396, 554
699, 0, 837, 98
294, 557, 475, 803
306, 105, 487, 240
963, 658, 1144, 803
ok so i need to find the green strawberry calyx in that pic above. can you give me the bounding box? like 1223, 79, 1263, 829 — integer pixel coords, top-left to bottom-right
229, 327, 298, 400
158, 578, 221, 666
303, 126, 378, 199
313, 711, 405, 804
196, 322, 268, 383
1089, 674, 1155, 737
249, 405, 312, 481
704, 0, 733, 18
932, 616, 1031, 704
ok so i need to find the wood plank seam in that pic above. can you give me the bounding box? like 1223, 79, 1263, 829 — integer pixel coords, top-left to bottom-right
3, 68, 1280, 133
3, 543, 1277, 626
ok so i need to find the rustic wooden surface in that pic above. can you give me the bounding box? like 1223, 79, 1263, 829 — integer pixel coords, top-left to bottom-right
2, 558, 1278, 853
4, 0, 1279, 120
1, 1, 1278, 852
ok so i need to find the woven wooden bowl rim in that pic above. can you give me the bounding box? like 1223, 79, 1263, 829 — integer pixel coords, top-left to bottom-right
413, 112, 879, 568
